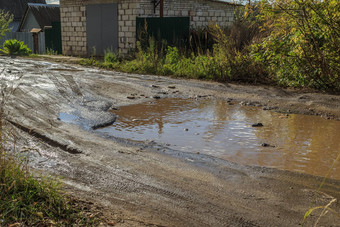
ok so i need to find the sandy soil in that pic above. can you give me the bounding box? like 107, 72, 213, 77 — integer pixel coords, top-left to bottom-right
1, 56, 340, 226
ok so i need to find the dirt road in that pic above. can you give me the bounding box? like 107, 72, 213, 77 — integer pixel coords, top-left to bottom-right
1, 56, 340, 226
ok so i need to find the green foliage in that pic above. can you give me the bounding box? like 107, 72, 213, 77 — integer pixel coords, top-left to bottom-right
1, 39, 32, 56
46, 48, 58, 55
104, 48, 119, 63
0, 10, 13, 40
254, 0, 340, 91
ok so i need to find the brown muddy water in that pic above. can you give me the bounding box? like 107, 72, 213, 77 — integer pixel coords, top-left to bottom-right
97, 98, 340, 180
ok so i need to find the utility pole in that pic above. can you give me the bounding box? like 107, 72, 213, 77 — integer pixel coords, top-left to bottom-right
160, 0, 164, 17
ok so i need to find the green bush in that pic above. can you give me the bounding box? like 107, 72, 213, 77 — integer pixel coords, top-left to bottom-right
1, 39, 32, 56
104, 49, 119, 63
254, 0, 340, 91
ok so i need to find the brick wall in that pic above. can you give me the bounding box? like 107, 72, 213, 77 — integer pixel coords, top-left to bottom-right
60, 0, 86, 56
118, 0, 235, 54
60, 0, 236, 56
139, 0, 235, 28
118, 1, 139, 55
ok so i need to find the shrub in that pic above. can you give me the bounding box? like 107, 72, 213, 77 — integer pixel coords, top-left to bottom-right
255, 0, 340, 91
1, 39, 32, 56
104, 48, 119, 63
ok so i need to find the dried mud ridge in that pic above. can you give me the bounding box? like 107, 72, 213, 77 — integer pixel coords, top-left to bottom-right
1, 56, 340, 226
8, 120, 82, 154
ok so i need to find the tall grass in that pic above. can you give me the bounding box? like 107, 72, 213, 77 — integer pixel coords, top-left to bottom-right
0, 143, 99, 225
302, 151, 340, 226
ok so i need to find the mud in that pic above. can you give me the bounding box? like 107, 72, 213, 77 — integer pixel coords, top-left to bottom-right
1, 56, 340, 226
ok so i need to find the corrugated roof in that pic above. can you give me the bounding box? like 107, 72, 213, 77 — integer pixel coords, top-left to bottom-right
20, 3, 60, 30
0, 0, 46, 20
208, 0, 242, 6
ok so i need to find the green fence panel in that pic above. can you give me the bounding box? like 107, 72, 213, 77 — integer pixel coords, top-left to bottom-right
45, 21, 62, 54
136, 17, 190, 48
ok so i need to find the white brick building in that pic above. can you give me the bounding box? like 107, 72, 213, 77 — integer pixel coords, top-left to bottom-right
60, 0, 237, 56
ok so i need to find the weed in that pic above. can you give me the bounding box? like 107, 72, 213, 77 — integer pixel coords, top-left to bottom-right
302, 151, 340, 226
104, 48, 119, 64
0, 148, 100, 225
46, 48, 58, 55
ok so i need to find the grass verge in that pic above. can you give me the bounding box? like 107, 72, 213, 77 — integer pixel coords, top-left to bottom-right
0, 147, 100, 226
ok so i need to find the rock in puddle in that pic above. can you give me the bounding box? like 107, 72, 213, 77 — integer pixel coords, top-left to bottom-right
252, 123, 264, 127
261, 143, 275, 147
153, 95, 161, 99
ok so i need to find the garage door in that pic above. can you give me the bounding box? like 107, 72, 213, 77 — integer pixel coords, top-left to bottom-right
86, 4, 118, 56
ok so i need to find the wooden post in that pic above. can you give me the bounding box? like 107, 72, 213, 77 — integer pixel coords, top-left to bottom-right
160, 0, 164, 17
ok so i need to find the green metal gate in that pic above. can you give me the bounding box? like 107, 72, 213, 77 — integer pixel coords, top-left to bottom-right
136, 17, 190, 48
45, 22, 62, 54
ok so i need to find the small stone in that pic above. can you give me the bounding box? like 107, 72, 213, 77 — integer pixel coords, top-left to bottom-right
127, 96, 135, 99
252, 123, 263, 127
261, 143, 275, 147
184, 128, 189, 131
132, 119, 140, 122
196, 152, 200, 154
151, 85, 159, 88
153, 95, 161, 99
168, 85, 176, 89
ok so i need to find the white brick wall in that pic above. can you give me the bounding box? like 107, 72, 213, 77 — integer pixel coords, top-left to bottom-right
60, 0, 236, 56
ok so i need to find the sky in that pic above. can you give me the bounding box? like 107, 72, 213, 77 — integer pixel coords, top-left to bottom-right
46, 0, 59, 4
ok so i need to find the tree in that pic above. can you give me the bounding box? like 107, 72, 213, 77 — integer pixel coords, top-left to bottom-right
254, 0, 340, 91
0, 9, 13, 40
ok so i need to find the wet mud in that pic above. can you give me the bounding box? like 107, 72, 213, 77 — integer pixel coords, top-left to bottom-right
1, 56, 340, 226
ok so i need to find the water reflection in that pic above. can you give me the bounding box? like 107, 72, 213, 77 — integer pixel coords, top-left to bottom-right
98, 98, 340, 180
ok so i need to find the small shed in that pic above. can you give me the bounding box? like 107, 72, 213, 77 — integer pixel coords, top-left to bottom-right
19, 3, 60, 32
60, 0, 237, 56
19, 3, 62, 54
0, 0, 46, 32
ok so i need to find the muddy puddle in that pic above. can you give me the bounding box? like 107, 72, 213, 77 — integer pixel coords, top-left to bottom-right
96, 98, 340, 180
